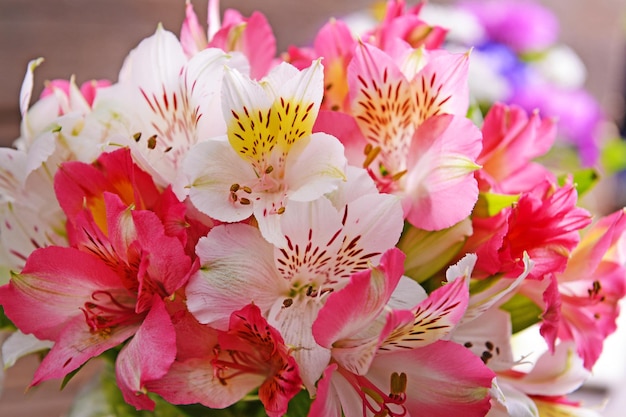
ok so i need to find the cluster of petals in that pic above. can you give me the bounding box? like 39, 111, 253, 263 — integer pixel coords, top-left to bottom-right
0, 1, 625, 417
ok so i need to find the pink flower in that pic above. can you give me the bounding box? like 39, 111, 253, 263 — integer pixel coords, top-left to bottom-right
310, 249, 495, 416
149, 304, 301, 417
316, 41, 482, 231
40, 78, 112, 114
523, 209, 626, 368
476, 102, 557, 194
466, 180, 591, 280
366, 0, 448, 51
181, 0, 277, 79
0, 148, 196, 410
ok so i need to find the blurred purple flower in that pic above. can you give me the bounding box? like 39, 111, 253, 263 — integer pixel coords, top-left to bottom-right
511, 84, 603, 166
460, 0, 559, 53
477, 42, 533, 91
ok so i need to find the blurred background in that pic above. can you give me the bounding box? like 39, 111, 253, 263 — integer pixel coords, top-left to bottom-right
1, 0, 626, 415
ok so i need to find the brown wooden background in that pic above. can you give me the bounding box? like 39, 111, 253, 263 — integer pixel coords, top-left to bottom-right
1, 0, 626, 416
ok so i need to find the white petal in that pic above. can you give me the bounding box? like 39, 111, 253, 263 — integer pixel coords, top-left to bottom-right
221, 65, 273, 124
19, 58, 44, 118
286, 133, 346, 201
388, 276, 428, 310
118, 25, 186, 94
186, 224, 288, 329
325, 165, 379, 211
268, 296, 331, 394
451, 307, 516, 372
185, 139, 256, 222
2, 331, 54, 368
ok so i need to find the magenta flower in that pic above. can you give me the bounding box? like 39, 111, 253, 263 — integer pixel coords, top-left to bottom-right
460, 0, 559, 53
0, 148, 195, 410
148, 303, 302, 417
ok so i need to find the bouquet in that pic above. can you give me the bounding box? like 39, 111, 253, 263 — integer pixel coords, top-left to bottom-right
1, 1, 624, 416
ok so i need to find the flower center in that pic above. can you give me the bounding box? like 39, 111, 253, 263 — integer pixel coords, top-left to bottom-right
80, 290, 139, 335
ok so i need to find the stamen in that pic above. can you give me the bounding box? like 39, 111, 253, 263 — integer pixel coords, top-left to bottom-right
391, 170, 407, 181
363, 145, 381, 168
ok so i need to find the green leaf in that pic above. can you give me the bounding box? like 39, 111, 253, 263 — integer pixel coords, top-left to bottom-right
473, 192, 519, 218
285, 389, 312, 416
600, 137, 626, 174
500, 294, 543, 334
557, 168, 599, 196
0, 305, 16, 331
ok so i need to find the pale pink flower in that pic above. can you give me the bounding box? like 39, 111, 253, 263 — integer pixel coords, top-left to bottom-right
310, 249, 495, 416
316, 41, 481, 231
186, 167, 403, 391
520, 209, 626, 368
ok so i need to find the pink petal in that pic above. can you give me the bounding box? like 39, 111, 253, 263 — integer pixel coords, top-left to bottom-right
180, 0, 208, 57
371, 341, 494, 417
0, 247, 125, 340
116, 296, 177, 410
404, 114, 481, 231
313, 248, 405, 351
31, 315, 140, 386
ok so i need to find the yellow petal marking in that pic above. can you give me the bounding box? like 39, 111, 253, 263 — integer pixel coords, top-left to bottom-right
228, 96, 315, 171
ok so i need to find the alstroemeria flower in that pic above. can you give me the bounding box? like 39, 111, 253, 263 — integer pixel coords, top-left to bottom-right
186, 167, 403, 391
490, 342, 593, 417
310, 250, 495, 417
0, 148, 195, 410
108, 25, 248, 193
149, 303, 301, 417
316, 41, 481, 231
465, 180, 591, 280
185, 60, 347, 246
519, 209, 626, 369
181, 0, 277, 79
476, 102, 557, 194
366, 0, 448, 51
40, 78, 112, 116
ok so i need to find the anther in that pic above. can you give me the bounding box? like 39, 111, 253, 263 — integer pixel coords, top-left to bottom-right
282, 298, 293, 308
390, 372, 407, 396
265, 165, 274, 174
230, 183, 240, 192
391, 170, 407, 181
363, 145, 381, 168
147, 135, 157, 149
133, 132, 142, 142
239, 197, 251, 205
242, 186, 252, 194
277, 206, 286, 214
